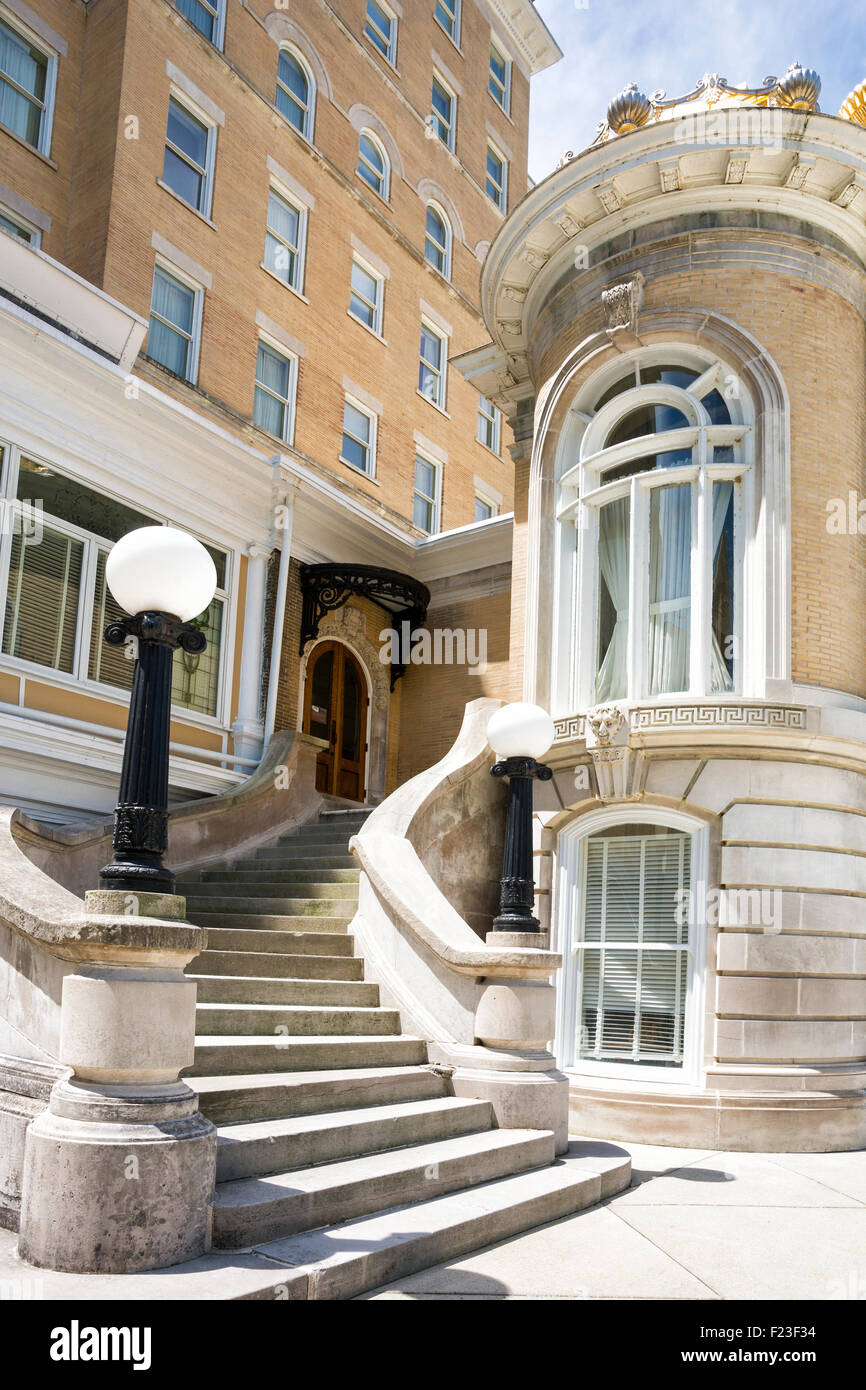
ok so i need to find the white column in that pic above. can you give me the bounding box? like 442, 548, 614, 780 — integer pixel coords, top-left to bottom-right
231, 543, 271, 763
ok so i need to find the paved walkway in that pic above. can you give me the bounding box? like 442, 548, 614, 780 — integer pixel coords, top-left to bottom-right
358, 1139, 866, 1300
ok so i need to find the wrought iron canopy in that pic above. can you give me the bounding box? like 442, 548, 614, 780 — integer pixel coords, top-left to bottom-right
299, 563, 430, 690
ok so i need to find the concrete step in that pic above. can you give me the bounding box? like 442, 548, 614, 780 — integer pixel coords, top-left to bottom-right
185, 896, 355, 917
288, 825, 365, 839
187, 914, 352, 934
195, 1002, 401, 1037
201, 868, 360, 884
189, 974, 378, 1006
192, 1065, 450, 1125
215, 1096, 494, 1181
185, 883, 358, 903
189, 1034, 428, 1077
187, 950, 364, 981
189, 928, 355, 955
253, 850, 357, 868
211, 1128, 556, 1248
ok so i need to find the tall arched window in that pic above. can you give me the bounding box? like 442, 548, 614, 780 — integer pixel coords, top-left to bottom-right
556, 807, 707, 1083
424, 202, 451, 278
357, 129, 389, 198
276, 47, 314, 139
556, 352, 749, 708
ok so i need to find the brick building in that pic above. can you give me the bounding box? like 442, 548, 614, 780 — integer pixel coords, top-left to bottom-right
0, 0, 560, 817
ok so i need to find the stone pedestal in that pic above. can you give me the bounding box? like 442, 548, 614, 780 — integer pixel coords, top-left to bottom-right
17, 893, 216, 1273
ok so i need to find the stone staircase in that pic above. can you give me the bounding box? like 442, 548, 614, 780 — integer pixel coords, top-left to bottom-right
173, 805, 630, 1299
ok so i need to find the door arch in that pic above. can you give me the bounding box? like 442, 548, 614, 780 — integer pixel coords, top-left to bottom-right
302, 640, 368, 801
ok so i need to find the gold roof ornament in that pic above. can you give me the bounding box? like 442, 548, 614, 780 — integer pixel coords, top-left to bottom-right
839, 80, 866, 125
590, 63, 822, 148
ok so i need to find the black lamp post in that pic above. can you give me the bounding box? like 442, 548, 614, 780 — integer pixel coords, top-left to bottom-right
488, 704, 556, 934
97, 527, 217, 898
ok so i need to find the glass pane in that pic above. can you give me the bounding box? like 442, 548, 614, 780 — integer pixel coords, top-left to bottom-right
171, 598, 222, 715
420, 326, 441, 369
595, 497, 629, 702
3, 525, 83, 672
309, 649, 333, 732
162, 146, 203, 207
16, 460, 152, 541
256, 342, 289, 397
701, 388, 732, 424
435, 1, 456, 37
253, 385, 285, 438
341, 659, 362, 759
88, 550, 134, 690
343, 401, 370, 443
0, 210, 30, 240
606, 403, 690, 447
600, 447, 693, 485
648, 484, 691, 696
278, 50, 307, 104
148, 318, 188, 376
265, 230, 296, 284
414, 494, 434, 531
166, 99, 208, 168
275, 84, 304, 131
475, 498, 492, 522
267, 190, 299, 247
712, 482, 735, 692
640, 365, 699, 390
152, 269, 194, 333
593, 372, 637, 411
350, 290, 375, 327
0, 19, 46, 99
176, 0, 215, 41
414, 458, 435, 496
364, 1, 391, 56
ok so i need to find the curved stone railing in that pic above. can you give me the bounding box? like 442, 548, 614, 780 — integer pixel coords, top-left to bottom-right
349, 697, 569, 1150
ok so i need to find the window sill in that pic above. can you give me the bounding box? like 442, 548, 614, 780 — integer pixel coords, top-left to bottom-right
363, 35, 400, 75
347, 309, 387, 344
156, 178, 217, 228
434, 22, 463, 57
355, 176, 392, 210
0, 120, 56, 167
423, 260, 453, 289
476, 438, 502, 460
488, 97, 514, 128
259, 262, 309, 303
416, 390, 450, 419
0, 655, 227, 729
143, 353, 198, 388
339, 456, 380, 484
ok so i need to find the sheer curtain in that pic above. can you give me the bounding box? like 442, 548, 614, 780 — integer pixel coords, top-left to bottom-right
596, 498, 630, 701
710, 481, 734, 691
0, 24, 45, 145
648, 484, 691, 695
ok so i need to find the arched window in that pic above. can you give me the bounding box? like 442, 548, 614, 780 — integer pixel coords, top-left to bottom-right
556, 352, 748, 706
556, 807, 707, 1082
424, 203, 451, 278
276, 47, 314, 139
357, 130, 389, 198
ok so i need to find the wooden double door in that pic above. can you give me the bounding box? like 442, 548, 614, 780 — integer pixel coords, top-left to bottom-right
302, 641, 368, 802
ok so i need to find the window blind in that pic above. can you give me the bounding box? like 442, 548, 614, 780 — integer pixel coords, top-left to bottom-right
2, 525, 83, 673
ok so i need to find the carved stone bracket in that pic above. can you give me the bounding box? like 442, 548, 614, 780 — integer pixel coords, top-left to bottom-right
602, 272, 645, 332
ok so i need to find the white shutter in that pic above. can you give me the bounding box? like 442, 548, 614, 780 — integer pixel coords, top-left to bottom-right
577, 829, 691, 1065
2, 525, 83, 673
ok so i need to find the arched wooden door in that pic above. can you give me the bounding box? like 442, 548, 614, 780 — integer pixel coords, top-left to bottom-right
302, 641, 368, 802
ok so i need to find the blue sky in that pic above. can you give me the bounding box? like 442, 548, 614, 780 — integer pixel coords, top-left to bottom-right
529, 0, 866, 181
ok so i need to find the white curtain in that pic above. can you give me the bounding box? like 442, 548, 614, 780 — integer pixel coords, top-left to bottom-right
710, 482, 734, 691
596, 498, 629, 701
0, 24, 44, 144
648, 485, 691, 695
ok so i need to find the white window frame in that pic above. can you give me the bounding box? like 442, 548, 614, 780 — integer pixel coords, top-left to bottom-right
424, 201, 452, 279
357, 128, 390, 200
348, 255, 384, 337
476, 394, 501, 454
431, 72, 456, 152
340, 395, 378, 478
488, 39, 511, 115
275, 43, 315, 141
175, 0, 226, 50
147, 258, 205, 385
0, 7, 57, 156
0, 202, 41, 246
163, 90, 218, 219
485, 140, 507, 211
253, 336, 298, 446
554, 804, 708, 1087
554, 350, 751, 713
363, 0, 397, 66
474, 493, 498, 522
413, 452, 442, 534
434, 0, 461, 46
264, 182, 307, 294
0, 441, 232, 725
418, 317, 448, 411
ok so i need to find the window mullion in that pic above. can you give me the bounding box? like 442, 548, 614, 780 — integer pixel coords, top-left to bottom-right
692, 464, 712, 695
76, 540, 100, 681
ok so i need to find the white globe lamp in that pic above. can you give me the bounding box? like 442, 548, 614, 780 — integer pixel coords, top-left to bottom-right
106, 526, 217, 621
487, 702, 555, 761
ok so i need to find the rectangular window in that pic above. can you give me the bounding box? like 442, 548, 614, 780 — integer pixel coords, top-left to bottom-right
147, 264, 201, 382
413, 455, 440, 534
0, 13, 54, 153
595, 496, 630, 703
349, 258, 384, 335
419, 321, 447, 409
2, 458, 228, 717
341, 398, 376, 476
264, 186, 305, 291
364, 0, 396, 64
488, 41, 510, 112
175, 0, 224, 47
162, 95, 215, 216
474, 495, 497, 523
577, 827, 691, 1067
0, 205, 39, 245
431, 75, 455, 150
486, 143, 507, 211
476, 395, 501, 453
253, 340, 297, 443
435, 0, 460, 43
